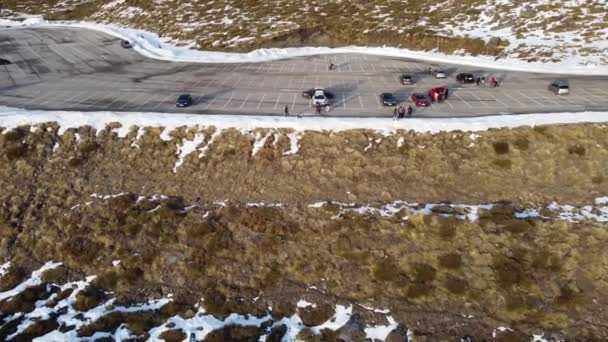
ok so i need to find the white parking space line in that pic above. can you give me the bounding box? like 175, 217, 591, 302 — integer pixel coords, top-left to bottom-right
274, 93, 282, 109
531, 91, 560, 106
202, 95, 217, 109
453, 92, 473, 108
443, 97, 455, 109
151, 94, 175, 110
348, 63, 352, 72
468, 91, 490, 107
516, 91, 545, 107
357, 94, 364, 109
579, 89, 606, 103
256, 94, 266, 109
218, 75, 233, 87
487, 92, 508, 108
370, 64, 377, 73
222, 92, 235, 108
342, 93, 347, 108
502, 91, 526, 107
137, 93, 162, 110
576, 94, 598, 105
291, 93, 297, 111
239, 94, 250, 109
359, 64, 365, 73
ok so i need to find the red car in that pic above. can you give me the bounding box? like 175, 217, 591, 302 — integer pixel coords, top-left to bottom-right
429, 87, 449, 101
411, 93, 431, 107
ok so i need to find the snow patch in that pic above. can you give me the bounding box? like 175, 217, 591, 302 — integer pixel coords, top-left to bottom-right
252, 131, 271, 156
0, 261, 62, 302
0, 262, 11, 278
174, 132, 206, 172
296, 299, 317, 308
364, 316, 398, 341
283, 131, 301, 156
3, 107, 608, 137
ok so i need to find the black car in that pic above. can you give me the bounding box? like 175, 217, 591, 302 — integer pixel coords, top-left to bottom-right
380, 93, 397, 106
121, 40, 133, 48
400, 74, 414, 85
456, 73, 475, 83
176, 94, 193, 107
0, 58, 11, 65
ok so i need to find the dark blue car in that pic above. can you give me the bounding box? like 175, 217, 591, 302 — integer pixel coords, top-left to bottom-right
176, 94, 193, 107
381, 93, 397, 106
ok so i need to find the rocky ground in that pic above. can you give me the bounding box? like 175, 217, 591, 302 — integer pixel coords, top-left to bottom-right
0, 121, 608, 340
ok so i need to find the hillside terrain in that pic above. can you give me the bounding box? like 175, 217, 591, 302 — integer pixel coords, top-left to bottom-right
0, 122, 608, 340
2, 0, 608, 64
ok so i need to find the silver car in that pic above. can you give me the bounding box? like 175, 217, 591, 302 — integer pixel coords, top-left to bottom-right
434, 70, 447, 79
548, 81, 569, 95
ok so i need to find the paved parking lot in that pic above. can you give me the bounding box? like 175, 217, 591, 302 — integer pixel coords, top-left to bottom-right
1, 27, 608, 117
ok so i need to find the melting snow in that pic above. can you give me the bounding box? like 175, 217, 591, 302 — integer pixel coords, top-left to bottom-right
174, 132, 206, 172
364, 316, 399, 341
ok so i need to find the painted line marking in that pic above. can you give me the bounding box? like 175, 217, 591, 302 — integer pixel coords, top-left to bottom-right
256, 94, 266, 109
274, 93, 282, 109
239, 94, 250, 109
468, 91, 490, 107
517, 90, 545, 107
453, 92, 473, 108
203, 95, 217, 109
151, 94, 175, 110
222, 92, 235, 108
487, 92, 509, 108
502, 91, 526, 107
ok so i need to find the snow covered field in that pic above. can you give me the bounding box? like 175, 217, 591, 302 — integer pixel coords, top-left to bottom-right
1, 15, 608, 75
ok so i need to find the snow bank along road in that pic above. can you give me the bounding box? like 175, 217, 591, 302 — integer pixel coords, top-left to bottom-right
2, 27, 608, 117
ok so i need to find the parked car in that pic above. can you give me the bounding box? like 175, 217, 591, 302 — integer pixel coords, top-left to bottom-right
311, 89, 330, 107
429, 86, 449, 101
411, 93, 431, 107
456, 73, 475, 84
0, 58, 11, 65
400, 74, 414, 85
176, 94, 193, 107
380, 93, 397, 106
433, 69, 447, 78
121, 40, 133, 48
548, 80, 569, 95
302, 88, 334, 100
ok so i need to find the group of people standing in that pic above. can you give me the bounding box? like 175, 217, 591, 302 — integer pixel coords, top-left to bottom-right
393, 105, 413, 119
476, 75, 500, 87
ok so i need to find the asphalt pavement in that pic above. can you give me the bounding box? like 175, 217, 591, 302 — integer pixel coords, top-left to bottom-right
1, 27, 608, 117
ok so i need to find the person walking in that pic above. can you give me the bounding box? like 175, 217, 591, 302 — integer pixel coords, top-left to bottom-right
284, 105, 289, 116
407, 105, 413, 117
476, 76, 481, 86
393, 107, 398, 120
328, 60, 335, 71
316, 102, 322, 114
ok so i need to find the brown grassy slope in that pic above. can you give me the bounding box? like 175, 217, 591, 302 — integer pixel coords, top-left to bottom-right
0, 123, 608, 339
0, 123, 605, 207
1, 0, 504, 55
2, 195, 608, 339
